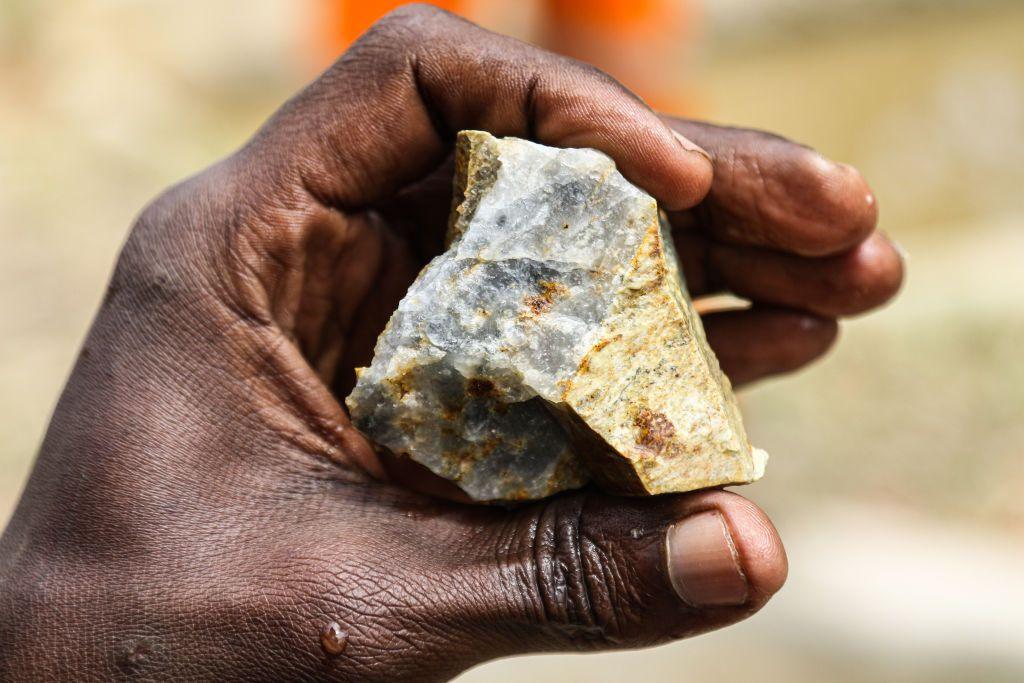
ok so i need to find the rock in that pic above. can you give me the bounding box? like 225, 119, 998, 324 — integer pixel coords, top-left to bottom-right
346, 130, 767, 501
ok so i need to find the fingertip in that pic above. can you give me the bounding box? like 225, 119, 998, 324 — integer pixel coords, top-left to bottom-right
658, 128, 714, 211
666, 490, 787, 610
671, 129, 713, 163
667, 509, 750, 607
777, 311, 840, 373
785, 310, 840, 357
842, 231, 906, 314
797, 153, 879, 256
716, 494, 789, 602
575, 117, 713, 212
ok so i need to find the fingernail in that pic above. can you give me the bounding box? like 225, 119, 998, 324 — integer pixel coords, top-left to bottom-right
671, 130, 712, 164
666, 511, 748, 607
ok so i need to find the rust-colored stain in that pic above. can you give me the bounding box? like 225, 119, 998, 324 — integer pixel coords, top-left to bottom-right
387, 371, 415, 399
476, 437, 500, 459
523, 294, 550, 315
633, 408, 676, 452
522, 280, 569, 316
625, 222, 667, 290
573, 333, 622, 376
348, 131, 766, 502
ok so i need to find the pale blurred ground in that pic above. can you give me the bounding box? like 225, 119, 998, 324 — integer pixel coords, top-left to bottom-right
1, 1, 1022, 682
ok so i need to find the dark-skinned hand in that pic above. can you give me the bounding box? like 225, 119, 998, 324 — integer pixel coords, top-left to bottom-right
0, 6, 902, 681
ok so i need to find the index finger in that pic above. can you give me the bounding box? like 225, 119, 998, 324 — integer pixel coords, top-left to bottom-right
249, 5, 713, 213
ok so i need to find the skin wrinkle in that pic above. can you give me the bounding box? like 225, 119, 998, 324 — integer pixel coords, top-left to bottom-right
499, 510, 547, 626
581, 532, 624, 640
0, 6, 901, 680
562, 499, 599, 634
739, 152, 773, 245
408, 52, 454, 144
290, 217, 350, 366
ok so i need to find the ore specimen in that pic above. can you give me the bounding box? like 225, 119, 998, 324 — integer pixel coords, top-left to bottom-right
346, 130, 767, 501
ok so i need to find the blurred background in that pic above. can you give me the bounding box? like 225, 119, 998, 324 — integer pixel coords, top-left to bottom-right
1, 1, 1021, 681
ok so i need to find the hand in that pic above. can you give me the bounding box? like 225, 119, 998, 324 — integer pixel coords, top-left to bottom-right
0, 6, 902, 681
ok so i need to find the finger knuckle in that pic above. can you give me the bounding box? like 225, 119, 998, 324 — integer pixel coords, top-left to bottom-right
109, 174, 235, 317
379, 2, 443, 25
562, 60, 641, 108
374, 2, 460, 39
350, 4, 438, 58
566, 59, 616, 87
108, 198, 193, 310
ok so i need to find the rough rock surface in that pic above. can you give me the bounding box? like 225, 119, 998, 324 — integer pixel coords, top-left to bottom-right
346, 130, 767, 501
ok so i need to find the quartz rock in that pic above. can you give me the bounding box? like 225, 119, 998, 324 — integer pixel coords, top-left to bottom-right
346, 130, 767, 501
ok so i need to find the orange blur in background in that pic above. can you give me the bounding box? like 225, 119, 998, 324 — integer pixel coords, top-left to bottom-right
317, 0, 700, 113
